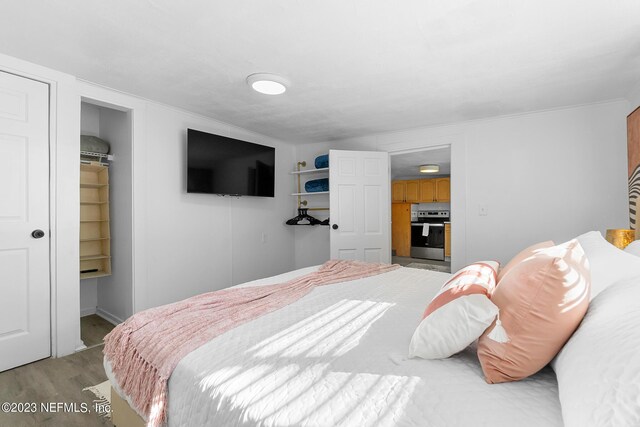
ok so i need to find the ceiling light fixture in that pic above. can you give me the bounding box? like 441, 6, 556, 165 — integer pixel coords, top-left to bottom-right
246, 73, 289, 95
419, 164, 440, 174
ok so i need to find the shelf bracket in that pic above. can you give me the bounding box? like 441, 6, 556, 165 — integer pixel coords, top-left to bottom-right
296, 161, 306, 208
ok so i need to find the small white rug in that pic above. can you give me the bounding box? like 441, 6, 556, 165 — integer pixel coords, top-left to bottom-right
405, 262, 451, 273
83, 380, 111, 419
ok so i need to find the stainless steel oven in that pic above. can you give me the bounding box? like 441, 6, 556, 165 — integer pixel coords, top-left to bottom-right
410, 211, 449, 261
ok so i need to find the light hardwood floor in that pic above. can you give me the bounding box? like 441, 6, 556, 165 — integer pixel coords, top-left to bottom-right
0, 316, 115, 427
81, 315, 116, 348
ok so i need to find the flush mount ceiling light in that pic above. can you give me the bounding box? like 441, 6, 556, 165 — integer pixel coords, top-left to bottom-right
419, 164, 440, 174
246, 73, 289, 95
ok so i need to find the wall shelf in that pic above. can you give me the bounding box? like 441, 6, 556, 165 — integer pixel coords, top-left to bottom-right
80, 183, 109, 189
80, 161, 112, 279
291, 191, 329, 196
80, 271, 112, 280
80, 255, 111, 261
290, 167, 329, 175
286, 159, 330, 226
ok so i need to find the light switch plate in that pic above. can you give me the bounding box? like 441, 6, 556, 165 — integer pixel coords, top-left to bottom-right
479, 204, 488, 216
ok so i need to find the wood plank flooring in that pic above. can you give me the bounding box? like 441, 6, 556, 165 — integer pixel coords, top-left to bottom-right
81, 315, 116, 348
0, 316, 116, 427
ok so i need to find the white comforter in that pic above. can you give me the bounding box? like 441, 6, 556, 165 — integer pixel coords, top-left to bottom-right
106, 266, 562, 427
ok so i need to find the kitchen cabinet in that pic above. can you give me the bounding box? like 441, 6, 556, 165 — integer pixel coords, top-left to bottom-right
419, 180, 435, 203
392, 181, 406, 203
436, 178, 451, 202
392, 180, 419, 203
419, 178, 450, 202
405, 180, 420, 203
392, 203, 412, 257
445, 223, 451, 257
393, 177, 450, 203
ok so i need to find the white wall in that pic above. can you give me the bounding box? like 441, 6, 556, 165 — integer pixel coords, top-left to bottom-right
628, 82, 640, 114
294, 101, 631, 270
77, 82, 297, 313
139, 102, 297, 309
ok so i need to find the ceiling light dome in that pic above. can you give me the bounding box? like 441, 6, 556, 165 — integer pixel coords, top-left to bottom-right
246, 73, 289, 95
419, 164, 440, 173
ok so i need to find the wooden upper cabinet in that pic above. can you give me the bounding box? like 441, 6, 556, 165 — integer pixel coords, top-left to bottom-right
393, 177, 450, 203
405, 180, 420, 203
419, 179, 436, 202
392, 181, 406, 203
435, 178, 451, 202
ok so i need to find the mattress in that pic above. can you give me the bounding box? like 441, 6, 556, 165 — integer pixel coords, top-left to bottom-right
106, 265, 562, 426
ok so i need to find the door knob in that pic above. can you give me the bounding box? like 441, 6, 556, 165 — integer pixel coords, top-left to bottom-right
31, 229, 45, 239
332, 224, 339, 230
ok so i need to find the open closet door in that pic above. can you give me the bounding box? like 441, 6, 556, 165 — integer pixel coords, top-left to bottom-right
329, 150, 391, 263
0, 71, 50, 371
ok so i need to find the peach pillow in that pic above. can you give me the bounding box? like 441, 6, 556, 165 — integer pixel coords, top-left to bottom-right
497, 240, 554, 282
477, 239, 591, 384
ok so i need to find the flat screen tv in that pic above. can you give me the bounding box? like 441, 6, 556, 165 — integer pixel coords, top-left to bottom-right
187, 128, 275, 197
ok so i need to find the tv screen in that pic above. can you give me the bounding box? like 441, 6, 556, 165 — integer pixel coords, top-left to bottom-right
187, 129, 275, 197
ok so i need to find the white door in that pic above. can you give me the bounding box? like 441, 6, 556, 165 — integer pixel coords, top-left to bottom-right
0, 71, 50, 371
329, 149, 391, 263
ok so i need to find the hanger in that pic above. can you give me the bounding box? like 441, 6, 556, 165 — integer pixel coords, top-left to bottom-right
286, 208, 322, 226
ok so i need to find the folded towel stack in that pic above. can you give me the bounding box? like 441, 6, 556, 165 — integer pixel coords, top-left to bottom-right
305, 178, 329, 193
315, 154, 329, 169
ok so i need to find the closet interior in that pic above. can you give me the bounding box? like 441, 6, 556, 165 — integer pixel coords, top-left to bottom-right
79, 100, 133, 347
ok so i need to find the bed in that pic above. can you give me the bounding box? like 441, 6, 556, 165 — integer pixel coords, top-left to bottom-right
104, 232, 640, 427
105, 264, 566, 427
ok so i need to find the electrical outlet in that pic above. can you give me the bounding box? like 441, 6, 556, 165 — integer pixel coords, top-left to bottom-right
261, 232, 267, 243
479, 204, 488, 216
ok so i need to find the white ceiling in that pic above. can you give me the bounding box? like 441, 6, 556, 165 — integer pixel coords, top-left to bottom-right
391, 147, 451, 180
2, 1, 639, 142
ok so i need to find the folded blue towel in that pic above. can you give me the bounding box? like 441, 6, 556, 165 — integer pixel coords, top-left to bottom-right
305, 178, 329, 193
315, 154, 329, 169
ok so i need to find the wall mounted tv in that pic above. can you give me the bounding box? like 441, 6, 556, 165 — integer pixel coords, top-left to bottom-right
187, 128, 275, 197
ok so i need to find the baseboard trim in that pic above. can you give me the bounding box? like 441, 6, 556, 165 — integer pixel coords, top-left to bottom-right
96, 308, 124, 325
80, 307, 97, 317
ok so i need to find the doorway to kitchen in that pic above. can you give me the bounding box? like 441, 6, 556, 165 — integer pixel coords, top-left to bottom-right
390, 146, 452, 273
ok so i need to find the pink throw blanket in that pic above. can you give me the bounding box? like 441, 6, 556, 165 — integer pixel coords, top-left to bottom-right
103, 260, 399, 426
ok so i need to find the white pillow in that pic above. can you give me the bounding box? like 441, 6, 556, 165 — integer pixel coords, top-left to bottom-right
554, 277, 640, 427
624, 239, 640, 257
576, 231, 640, 299
408, 261, 499, 360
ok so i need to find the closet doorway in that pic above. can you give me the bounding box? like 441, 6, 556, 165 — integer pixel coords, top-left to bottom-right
79, 99, 133, 348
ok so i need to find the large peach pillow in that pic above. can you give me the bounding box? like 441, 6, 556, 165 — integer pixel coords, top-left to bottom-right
477, 239, 590, 383
497, 240, 554, 282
